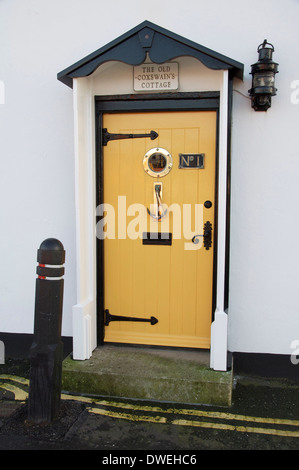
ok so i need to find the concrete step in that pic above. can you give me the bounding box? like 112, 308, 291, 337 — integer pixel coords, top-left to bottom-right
62, 345, 233, 406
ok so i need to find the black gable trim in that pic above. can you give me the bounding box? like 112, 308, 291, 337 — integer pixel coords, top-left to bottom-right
57, 20, 243, 88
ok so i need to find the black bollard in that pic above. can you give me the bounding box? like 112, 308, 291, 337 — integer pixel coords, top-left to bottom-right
27, 238, 65, 424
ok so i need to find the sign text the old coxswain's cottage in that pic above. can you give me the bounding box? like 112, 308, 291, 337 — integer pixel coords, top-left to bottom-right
133, 63, 178, 91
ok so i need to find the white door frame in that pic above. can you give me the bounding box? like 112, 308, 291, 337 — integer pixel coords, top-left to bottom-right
70, 68, 230, 371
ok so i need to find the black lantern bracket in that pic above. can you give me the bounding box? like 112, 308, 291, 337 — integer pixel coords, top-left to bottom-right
248, 39, 279, 111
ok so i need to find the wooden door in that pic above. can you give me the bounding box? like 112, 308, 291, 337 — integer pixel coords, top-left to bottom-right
101, 111, 216, 348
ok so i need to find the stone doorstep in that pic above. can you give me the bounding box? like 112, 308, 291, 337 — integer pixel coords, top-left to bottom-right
62, 345, 233, 407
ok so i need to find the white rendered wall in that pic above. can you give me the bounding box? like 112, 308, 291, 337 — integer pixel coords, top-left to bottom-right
0, 1, 77, 336
1, 0, 298, 359
227, 3, 299, 356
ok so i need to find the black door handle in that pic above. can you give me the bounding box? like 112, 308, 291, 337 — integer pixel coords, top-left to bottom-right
192, 221, 212, 250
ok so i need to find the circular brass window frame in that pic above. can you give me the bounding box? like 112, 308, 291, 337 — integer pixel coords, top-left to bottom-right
143, 148, 173, 178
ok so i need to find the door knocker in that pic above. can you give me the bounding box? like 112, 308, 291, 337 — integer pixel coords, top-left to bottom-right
147, 183, 167, 220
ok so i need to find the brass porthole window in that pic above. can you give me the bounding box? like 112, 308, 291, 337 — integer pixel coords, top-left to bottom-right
143, 148, 173, 178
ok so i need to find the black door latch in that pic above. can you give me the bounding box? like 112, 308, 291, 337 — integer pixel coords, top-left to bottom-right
192, 221, 212, 250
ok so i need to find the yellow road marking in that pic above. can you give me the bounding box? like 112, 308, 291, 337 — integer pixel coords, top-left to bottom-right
0, 384, 28, 401
1, 375, 299, 437
87, 406, 167, 424
85, 398, 299, 428
0, 375, 29, 385
173, 419, 299, 438
61, 393, 94, 403
86, 406, 299, 438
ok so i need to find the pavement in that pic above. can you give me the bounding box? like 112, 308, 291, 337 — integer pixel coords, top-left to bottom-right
0, 356, 299, 452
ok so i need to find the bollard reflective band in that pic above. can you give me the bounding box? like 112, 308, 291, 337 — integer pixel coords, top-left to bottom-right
37, 263, 65, 280
38, 263, 46, 279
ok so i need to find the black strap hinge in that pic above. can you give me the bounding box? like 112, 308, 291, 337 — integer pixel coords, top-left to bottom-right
102, 129, 158, 146
105, 309, 158, 326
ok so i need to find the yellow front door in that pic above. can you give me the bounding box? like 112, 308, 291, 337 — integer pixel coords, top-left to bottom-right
101, 111, 216, 349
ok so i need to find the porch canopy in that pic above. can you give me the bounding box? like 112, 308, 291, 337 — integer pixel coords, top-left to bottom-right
58, 20, 243, 87
56, 21, 244, 371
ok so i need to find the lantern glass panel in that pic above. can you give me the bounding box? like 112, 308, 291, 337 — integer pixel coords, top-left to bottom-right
253, 71, 275, 88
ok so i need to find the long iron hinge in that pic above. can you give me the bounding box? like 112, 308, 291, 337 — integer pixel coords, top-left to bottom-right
105, 309, 158, 326
102, 128, 158, 146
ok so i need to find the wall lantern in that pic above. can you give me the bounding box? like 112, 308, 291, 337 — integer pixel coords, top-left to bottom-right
249, 39, 279, 111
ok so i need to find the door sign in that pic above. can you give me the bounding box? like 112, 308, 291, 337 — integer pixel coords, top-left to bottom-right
133, 63, 179, 91
179, 154, 205, 169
